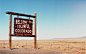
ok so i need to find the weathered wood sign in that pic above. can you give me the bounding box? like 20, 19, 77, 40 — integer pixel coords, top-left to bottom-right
14, 18, 33, 35
6, 12, 37, 49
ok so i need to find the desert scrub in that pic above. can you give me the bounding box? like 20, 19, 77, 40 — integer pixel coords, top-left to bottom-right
58, 46, 60, 48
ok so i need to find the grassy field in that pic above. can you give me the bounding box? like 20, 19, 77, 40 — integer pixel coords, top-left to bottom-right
0, 40, 86, 54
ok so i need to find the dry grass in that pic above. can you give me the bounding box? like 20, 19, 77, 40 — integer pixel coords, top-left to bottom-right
0, 40, 86, 54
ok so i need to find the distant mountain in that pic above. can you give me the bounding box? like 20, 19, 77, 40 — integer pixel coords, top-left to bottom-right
80, 36, 86, 38
51, 36, 86, 40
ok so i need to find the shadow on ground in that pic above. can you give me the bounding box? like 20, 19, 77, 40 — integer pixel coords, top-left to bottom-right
11, 48, 19, 50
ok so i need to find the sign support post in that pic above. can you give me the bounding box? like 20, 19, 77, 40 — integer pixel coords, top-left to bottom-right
9, 14, 12, 49
34, 12, 36, 49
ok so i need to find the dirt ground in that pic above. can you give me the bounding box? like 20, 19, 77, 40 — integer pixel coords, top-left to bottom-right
0, 40, 86, 54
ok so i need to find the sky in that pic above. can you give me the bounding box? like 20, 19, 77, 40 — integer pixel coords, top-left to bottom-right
0, 0, 85, 40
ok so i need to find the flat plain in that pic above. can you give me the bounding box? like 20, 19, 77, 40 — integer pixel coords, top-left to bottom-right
0, 40, 86, 54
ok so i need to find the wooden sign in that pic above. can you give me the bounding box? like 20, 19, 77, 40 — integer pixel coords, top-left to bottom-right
6, 12, 37, 49
14, 18, 33, 35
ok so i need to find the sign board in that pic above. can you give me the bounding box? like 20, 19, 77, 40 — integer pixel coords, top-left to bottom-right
14, 18, 33, 35
6, 12, 36, 49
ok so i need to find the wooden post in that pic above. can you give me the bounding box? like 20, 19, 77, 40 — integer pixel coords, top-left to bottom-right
34, 12, 36, 49
9, 14, 12, 49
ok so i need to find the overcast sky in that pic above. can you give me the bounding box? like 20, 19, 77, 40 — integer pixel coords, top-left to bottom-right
0, 0, 85, 40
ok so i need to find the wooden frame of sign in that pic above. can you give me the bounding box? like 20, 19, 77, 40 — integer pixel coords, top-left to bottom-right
6, 12, 37, 49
